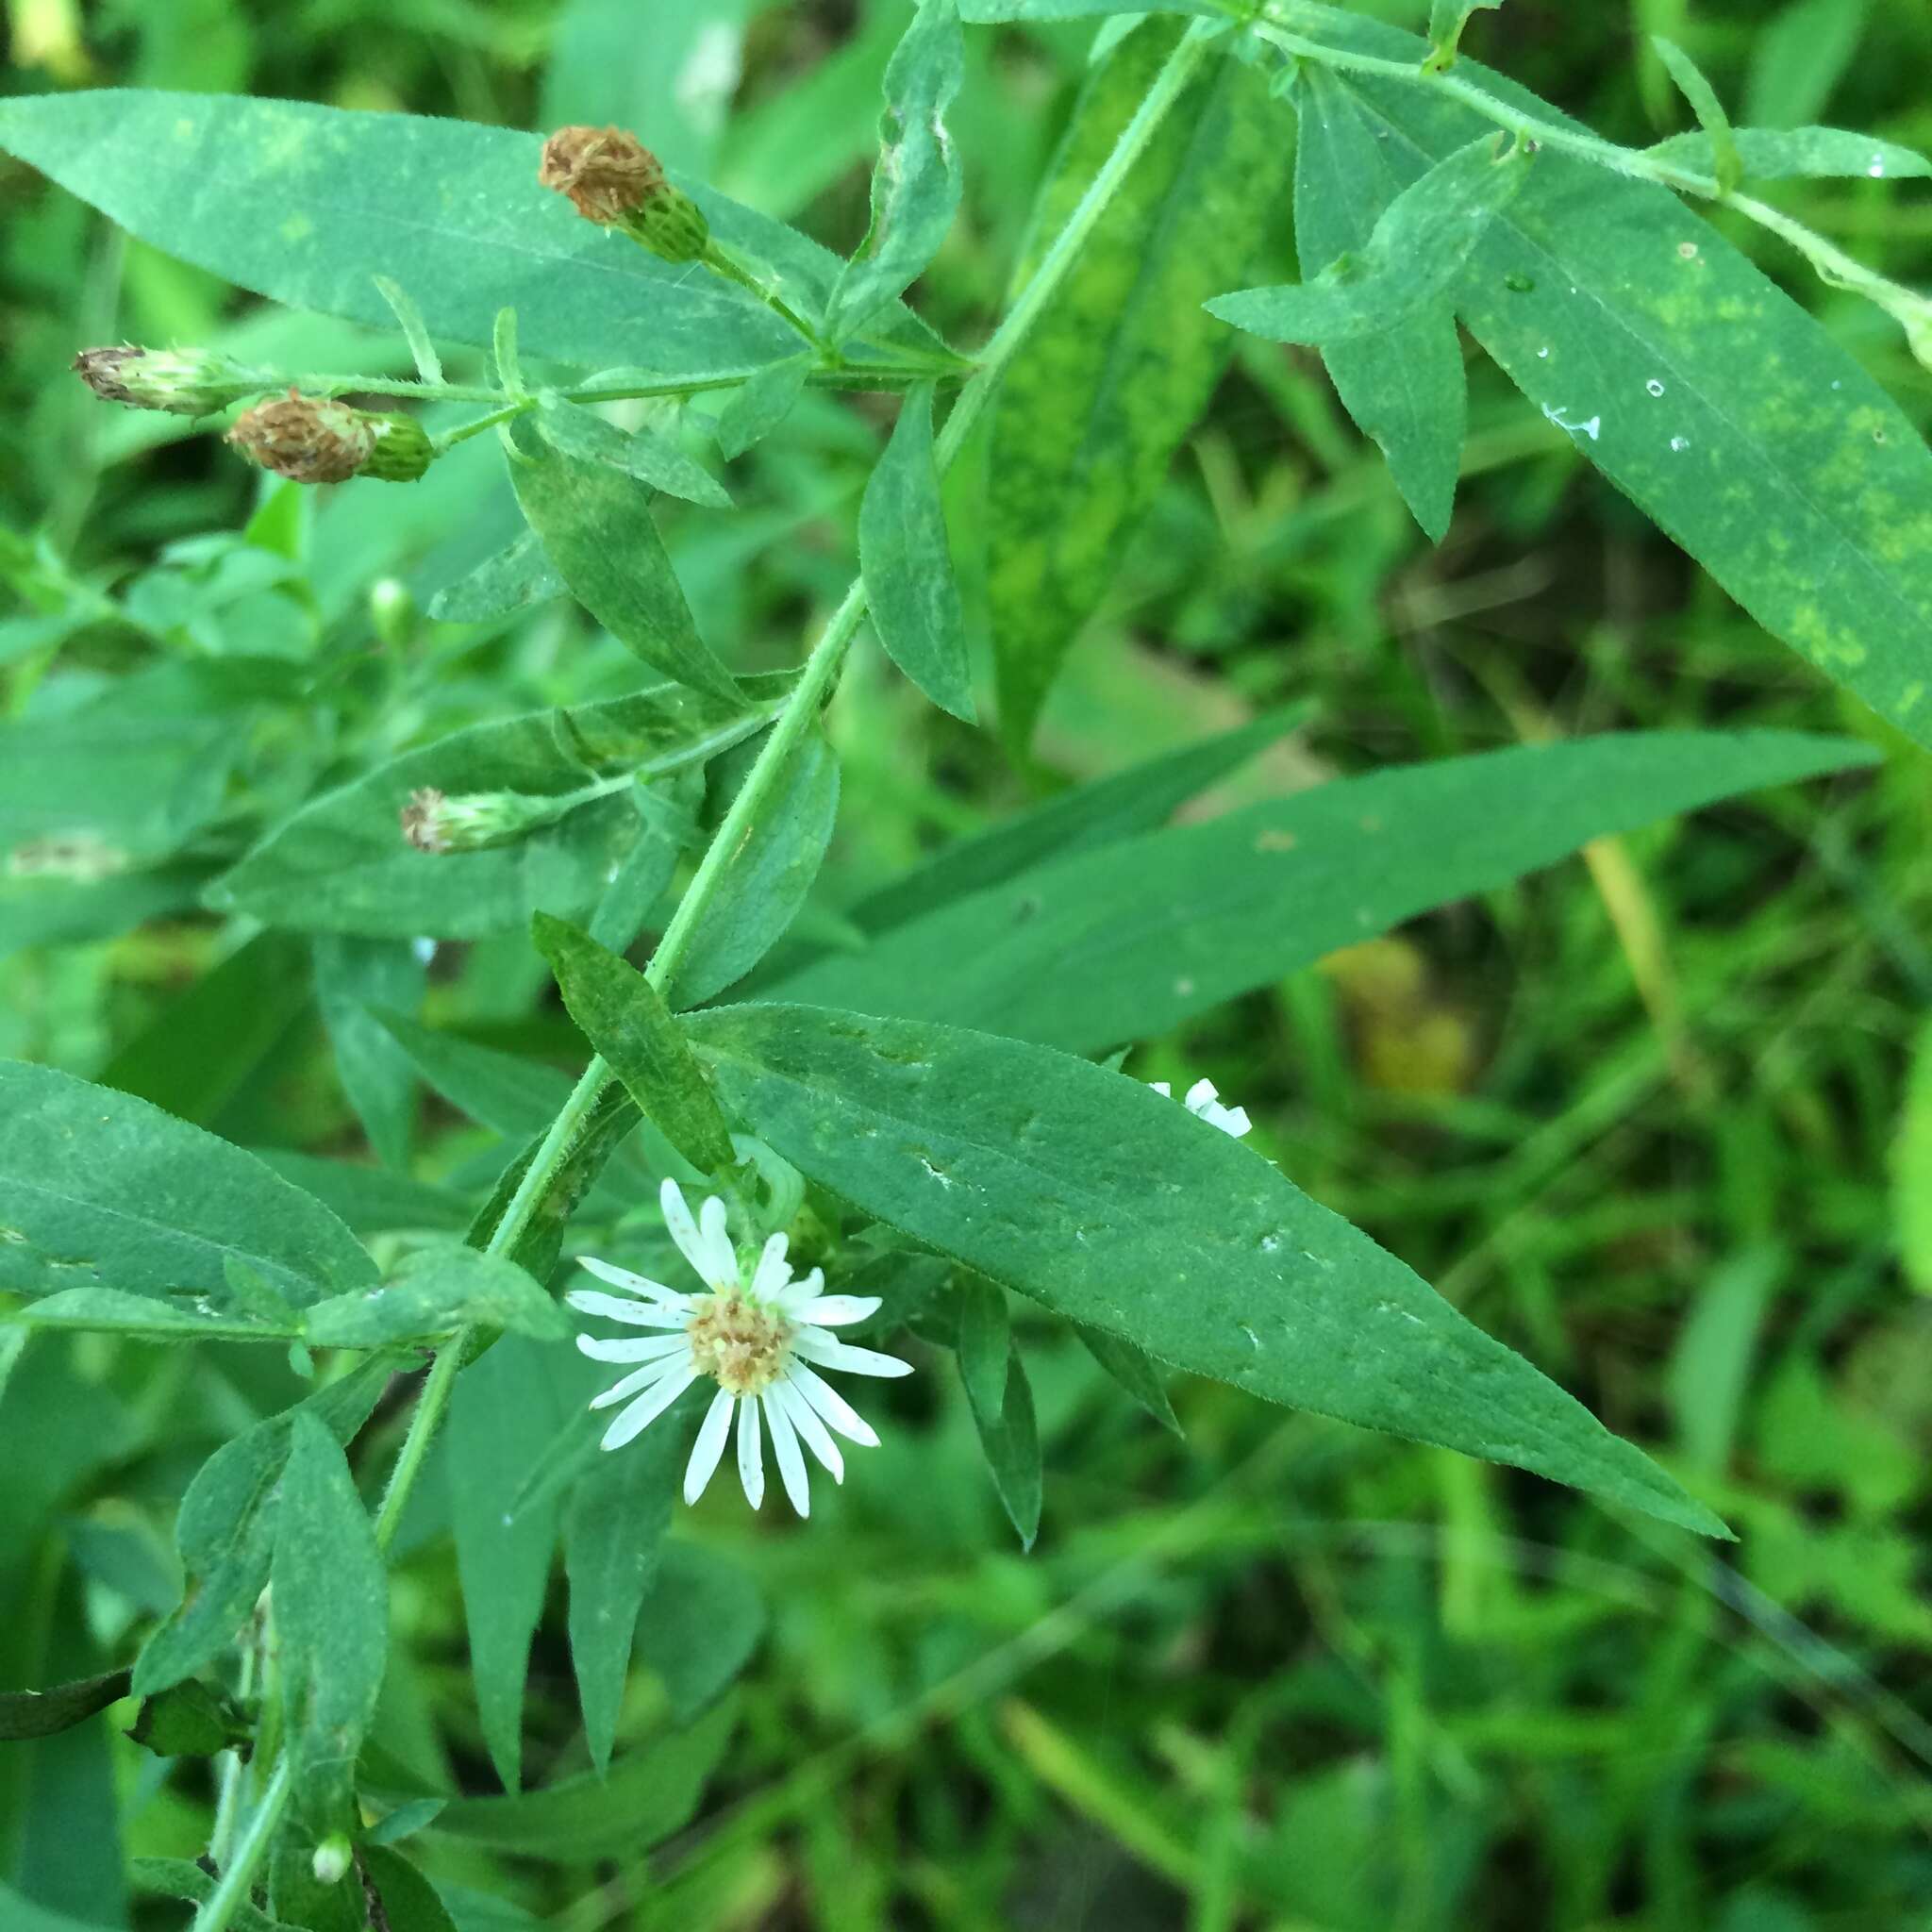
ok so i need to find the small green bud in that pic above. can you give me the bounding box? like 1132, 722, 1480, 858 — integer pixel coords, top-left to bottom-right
369, 576, 415, 648
363, 412, 435, 483
73, 344, 264, 415
310, 1835, 354, 1888
401, 786, 584, 855
621, 187, 710, 265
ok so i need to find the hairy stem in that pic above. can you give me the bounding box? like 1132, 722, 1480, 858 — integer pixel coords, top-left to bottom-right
1246, 4, 1929, 337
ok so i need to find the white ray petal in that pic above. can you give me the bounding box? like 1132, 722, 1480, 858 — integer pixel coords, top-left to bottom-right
599, 1365, 696, 1450
575, 1255, 691, 1307
575, 1332, 690, 1365
762, 1388, 811, 1518
684, 1389, 736, 1505
787, 1363, 881, 1447
566, 1290, 689, 1329
658, 1178, 709, 1281
791, 1331, 914, 1378
736, 1391, 765, 1508
775, 1266, 826, 1312
697, 1193, 739, 1288
771, 1375, 843, 1483
1183, 1077, 1220, 1109
589, 1353, 691, 1409
1148, 1080, 1173, 1097
748, 1232, 792, 1302
788, 1293, 880, 1328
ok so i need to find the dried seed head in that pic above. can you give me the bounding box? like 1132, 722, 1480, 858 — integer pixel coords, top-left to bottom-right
400, 786, 578, 855
538, 124, 711, 263
226, 391, 375, 484
73, 344, 262, 415
539, 125, 666, 225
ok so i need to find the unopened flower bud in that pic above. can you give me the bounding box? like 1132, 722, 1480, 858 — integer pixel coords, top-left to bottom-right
401, 786, 585, 855
539, 124, 710, 263
227, 391, 375, 484
369, 577, 414, 648
363, 413, 434, 483
73, 344, 264, 416
310, 1835, 354, 1888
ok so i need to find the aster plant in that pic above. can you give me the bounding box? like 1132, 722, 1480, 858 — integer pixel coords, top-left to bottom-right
1, 2, 1928, 1927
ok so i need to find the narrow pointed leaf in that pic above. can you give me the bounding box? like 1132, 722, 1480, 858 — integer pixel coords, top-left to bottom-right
688, 1004, 1729, 1538
304, 1245, 566, 1348
963, 1341, 1041, 1549
534, 394, 732, 510
955, 1276, 1010, 1422
275, 1414, 388, 1833
826, 0, 966, 342
774, 731, 1875, 1053
665, 726, 841, 1008
533, 913, 736, 1172
509, 431, 740, 699
1651, 36, 1743, 195
1647, 125, 1932, 182
859, 383, 974, 721
1209, 132, 1527, 344
714, 358, 811, 460
1078, 1325, 1182, 1434
426, 531, 561, 624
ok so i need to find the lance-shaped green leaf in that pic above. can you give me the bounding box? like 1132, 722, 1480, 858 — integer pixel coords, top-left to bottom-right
714, 358, 811, 460
986, 21, 1288, 752
135, 1362, 391, 1696
1651, 36, 1743, 195
22, 1287, 300, 1344
859, 383, 974, 721
1291, 66, 1467, 539
687, 1004, 1728, 1538
564, 1424, 676, 1774
0, 1060, 378, 1309
210, 676, 788, 939
774, 730, 1874, 1054
1208, 133, 1527, 346
314, 936, 424, 1171
361, 1848, 460, 1932
1079, 1325, 1182, 1434
1647, 125, 1932, 182
305, 1245, 566, 1348
275, 1414, 388, 1833
1289, 8, 1932, 757
665, 725, 841, 1009
533, 913, 736, 1172
533, 394, 732, 510
0, 1672, 132, 1742
428, 1697, 738, 1859
853, 704, 1310, 934
825, 0, 966, 343
426, 531, 561, 624
509, 430, 740, 700
0, 91, 911, 376
447, 1336, 569, 1792
633, 1547, 765, 1722
955, 1276, 1010, 1424
963, 1340, 1041, 1549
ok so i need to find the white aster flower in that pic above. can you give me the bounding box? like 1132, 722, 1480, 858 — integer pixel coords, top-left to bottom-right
566, 1178, 912, 1517
1149, 1075, 1252, 1138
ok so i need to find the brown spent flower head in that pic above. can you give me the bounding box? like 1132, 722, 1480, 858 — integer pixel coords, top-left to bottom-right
74, 344, 261, 415
400, 788, 451, 854
226, 391, 375, 484
539, 125, 666, 225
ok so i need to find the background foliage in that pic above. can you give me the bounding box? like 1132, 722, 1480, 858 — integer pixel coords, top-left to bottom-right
2, 1, 1930, 1928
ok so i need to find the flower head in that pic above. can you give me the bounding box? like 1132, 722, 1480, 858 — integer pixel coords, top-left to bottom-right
398, 785, 573, 854
226, 391, 376, 484
1150, 1076, 1251, 1138
568, 1180, 911, 1517
73, 344, 264, 415
538, 125, 711, 262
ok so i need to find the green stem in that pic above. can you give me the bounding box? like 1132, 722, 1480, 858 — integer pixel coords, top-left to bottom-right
1246, 4, 1929, 336
193, 1757, 292, 1932
702, 242, 830, 355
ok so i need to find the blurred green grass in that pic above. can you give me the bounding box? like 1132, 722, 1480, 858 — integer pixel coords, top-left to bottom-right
3, 0, 1931, 1927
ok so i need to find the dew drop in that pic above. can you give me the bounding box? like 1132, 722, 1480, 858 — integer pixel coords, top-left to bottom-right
1536, 345, 1550, 358
1645, 378, 1665, 397
1669, 435, 1690, 452
1869, 155, 1886, 177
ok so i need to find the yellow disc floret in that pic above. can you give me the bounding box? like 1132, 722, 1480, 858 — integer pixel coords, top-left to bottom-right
685, 1292, 793, 1397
